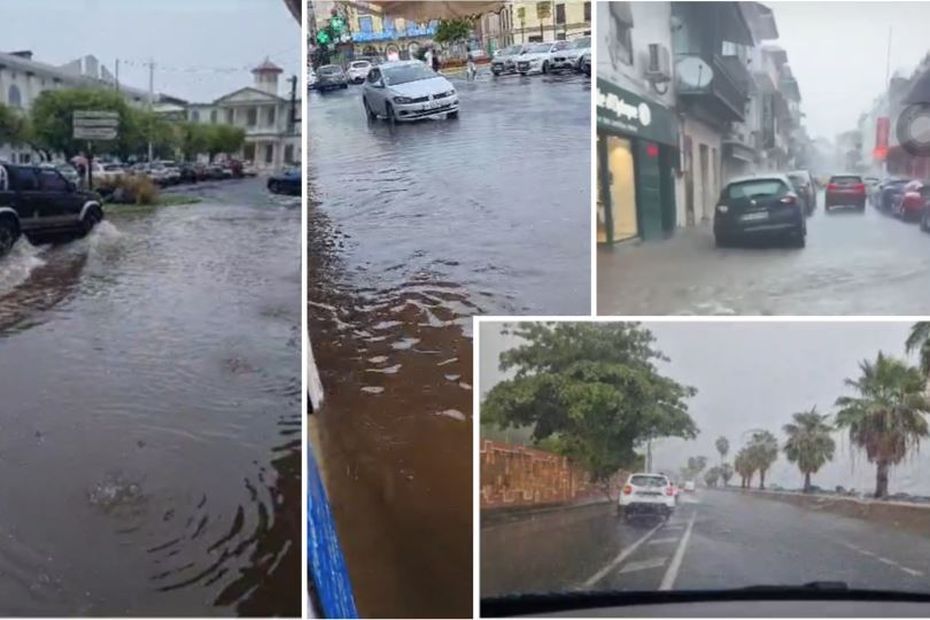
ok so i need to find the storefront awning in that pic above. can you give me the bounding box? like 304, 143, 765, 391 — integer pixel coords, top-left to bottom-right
596, 78, 678, 147
363, 1, 506, 20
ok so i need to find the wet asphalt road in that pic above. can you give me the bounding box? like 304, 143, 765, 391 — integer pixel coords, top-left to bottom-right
481, 490, 930, 598
0, 178, 301, 616
308, 68, 590, 617
597, 192, 930, 315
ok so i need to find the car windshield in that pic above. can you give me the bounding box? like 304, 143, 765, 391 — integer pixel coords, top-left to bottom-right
830, 175, 862, 184
572, 37, 591, 48
503, 45, 522, 55
382, 63, 436, 86
630, 475, 667, 487
727, 179, 788, 199
528, 43, 553, 53
319, 65, 341, 75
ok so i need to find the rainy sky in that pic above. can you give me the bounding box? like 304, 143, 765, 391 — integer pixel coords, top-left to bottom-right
2, 0, 299, 103
480, 320, 930, 496
768, 2, 930, 141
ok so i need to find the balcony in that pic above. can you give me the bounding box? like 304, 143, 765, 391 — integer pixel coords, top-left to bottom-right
676, 52, 751, 122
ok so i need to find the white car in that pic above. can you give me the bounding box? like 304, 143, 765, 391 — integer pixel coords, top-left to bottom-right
516, 40, 571, 76
90, 162, 124, 184
346, 60, 372, 84
684, 480, 696, 493
551, 36, 591, 72
617, 473, 676, 520
362, 60, 459, 123
491, 43, 528, 76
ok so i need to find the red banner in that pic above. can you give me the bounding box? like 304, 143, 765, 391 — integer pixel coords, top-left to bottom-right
874, 116, 890, 160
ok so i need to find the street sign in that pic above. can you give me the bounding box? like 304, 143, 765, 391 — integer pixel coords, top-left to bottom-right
73, 110, 119, 140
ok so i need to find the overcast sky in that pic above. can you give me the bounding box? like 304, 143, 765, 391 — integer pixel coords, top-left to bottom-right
768, 2, 930, 140
2, 0, 299, 102
480, 320, 930, 496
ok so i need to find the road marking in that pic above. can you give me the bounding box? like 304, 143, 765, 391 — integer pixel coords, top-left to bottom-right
878, 557, 898, 566
618, 557, 668, 574
663, 524, 684, 531
581, 521, 663, 589
837, 540, 924, 577
900, 566, 925, 577
659, 511, 696, 591
647, 537, 680, 545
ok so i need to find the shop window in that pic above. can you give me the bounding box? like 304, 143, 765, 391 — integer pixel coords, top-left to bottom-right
556, 3, 565, 24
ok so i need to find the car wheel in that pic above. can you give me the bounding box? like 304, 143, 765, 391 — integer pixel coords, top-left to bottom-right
921, 211, 930, 232
269, 181, 280, 194
542, 61, 549, 74
0, 217, 19, 258
385, 102, 396, 124
81, 206, 102, 236
447, 110, 459, 120
363, 97, 377, 120
792, 229, 806, 248
519, 71, 527, 76
341, 83, 348, 89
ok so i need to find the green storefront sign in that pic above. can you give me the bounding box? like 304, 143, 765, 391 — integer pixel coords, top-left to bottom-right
596, 78, 678, 146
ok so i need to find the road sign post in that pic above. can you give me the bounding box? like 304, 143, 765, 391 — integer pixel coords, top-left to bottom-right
72, 110, 120, 191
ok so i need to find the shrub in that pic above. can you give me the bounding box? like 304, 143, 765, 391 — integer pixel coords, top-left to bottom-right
97, 174, 159, 205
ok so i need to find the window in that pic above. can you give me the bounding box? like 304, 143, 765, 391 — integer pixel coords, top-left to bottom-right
191, 109, 200, 122
11, 166, 39, 191
264, 144, 274, 164
7, 84, 22, 108
226, 109, 234, 124
359, 15, 373, 33
584, 1, 591, 22
266, 107, 276, 126
284, 144, 294, 164
210, 110, 217, 124
247, 107, 257, 127
555, 3, 566, 24
38, 169, 68, 192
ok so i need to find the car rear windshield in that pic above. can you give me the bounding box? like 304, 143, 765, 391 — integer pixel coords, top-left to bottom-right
319, 66, 341, 75
383, 64, 436, 86
830, 175, 862, 184
350, 61, 370, 68
630, 475, 667, 487
727, 179, 788, 200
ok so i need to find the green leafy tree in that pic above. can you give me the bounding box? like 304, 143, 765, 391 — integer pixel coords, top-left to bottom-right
715, 436, 729, 464
704, 466, 721, 488
434, 18, 473, 45
835, 352, 930, 499
905, 322, 930, 384
746, 430, 778, 489
30, 88, 131, 158
783, 407, 836, 493
734, 448, 755, 488
482, 322, 699, 482
720, 462, 734, 486
0, 102, 29, 147
205, 124, 246, 161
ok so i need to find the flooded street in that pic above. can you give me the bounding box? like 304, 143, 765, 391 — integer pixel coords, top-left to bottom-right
598, 193, 930, 315
0, 178, 301, 616
307, 69, 590, 617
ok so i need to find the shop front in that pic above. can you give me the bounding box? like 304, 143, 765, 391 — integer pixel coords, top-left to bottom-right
596, 78, 679, 244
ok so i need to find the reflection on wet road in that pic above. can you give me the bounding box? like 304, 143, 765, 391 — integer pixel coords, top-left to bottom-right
482, 490, 930, 598
0, 178, 301, 616
308, 69, 591, 617
598, 194, 930, 315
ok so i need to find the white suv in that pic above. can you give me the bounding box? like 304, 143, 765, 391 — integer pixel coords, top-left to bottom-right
617, 473, 676, 520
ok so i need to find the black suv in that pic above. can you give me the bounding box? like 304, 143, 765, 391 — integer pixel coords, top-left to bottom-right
0, 163, 104, 257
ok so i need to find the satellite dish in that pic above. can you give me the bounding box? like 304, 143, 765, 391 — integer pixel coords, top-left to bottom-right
676, 56, 714, 88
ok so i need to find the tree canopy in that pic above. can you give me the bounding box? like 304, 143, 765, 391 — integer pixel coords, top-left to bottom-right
434, 18, 473, 44
482, 322, 699, 481
783, 407, 836, 492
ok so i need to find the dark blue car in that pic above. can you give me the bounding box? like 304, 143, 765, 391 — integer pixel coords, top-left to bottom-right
267, 168, 301, 196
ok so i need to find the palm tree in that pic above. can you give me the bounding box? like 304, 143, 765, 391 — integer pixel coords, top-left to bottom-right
835, 352, 930, 499
783, 407, 836, 493
905, 322, 930, 385
734, 448, 755, 488
715, 436, 729, 465
747, 430, 778, 489
720, 462, 734, 486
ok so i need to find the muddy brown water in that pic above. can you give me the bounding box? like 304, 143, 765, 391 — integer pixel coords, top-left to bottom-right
0, 179, 301, 616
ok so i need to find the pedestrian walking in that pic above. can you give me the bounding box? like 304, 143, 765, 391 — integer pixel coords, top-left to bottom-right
432, 49, 441, 73
424, 47, 433, 70
467, 53, 477, 81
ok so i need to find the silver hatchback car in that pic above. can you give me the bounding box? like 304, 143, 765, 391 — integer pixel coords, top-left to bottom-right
362, 60, 459, 122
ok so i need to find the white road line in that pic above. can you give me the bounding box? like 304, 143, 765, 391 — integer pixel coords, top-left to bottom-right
837, 540, 924, 578
647, 537, 680, 545
901, 566, 925, 577
659, 511, 696, 591
581, 522, 663, 589
878, 557, 898, 566
618, 557, 668, 574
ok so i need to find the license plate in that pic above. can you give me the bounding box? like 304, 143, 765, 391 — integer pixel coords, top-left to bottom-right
741, 211, 769, 222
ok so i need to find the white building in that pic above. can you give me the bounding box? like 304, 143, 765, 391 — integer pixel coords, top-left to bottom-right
182, 60, 300, 171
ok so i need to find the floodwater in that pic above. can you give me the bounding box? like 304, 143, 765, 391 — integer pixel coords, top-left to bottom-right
307, 70, 590, 617
0, 178, 301, 616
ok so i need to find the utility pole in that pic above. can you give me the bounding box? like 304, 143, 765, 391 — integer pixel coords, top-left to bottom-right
288, 74, 299, 135
147, 57, 155, 162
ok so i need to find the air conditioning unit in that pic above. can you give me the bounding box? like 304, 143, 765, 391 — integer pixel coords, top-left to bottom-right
646, 43, 671, 83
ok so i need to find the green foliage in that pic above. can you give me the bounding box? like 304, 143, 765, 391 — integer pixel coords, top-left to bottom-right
30, 88, 131, 158
434, 18, 473, 44
905, 321, 930, 377
719, 462, 734, 486
734, 448, 755, 487
715, 436, 729, 462
835, 352, 930, 498
745, 430, 778, 489
0, 102, 29, 146
206, 124, 246, 160
482, 322, 698, 481
783, 407, 836, 492
704, 465, 721, 487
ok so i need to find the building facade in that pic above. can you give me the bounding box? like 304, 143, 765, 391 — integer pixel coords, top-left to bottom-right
183, 60, 300, 171
509, 1, 592, 44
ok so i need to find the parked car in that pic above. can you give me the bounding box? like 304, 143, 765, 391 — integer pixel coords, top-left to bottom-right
308, 67, 318, 91
714, 174, 807, 248
47, 162, 80, 185
490, 43, 527, 76
617, 473, 676, 521
0, 163, 104, 256
516, 41, 570, 75
362, 60, 459, 123
824, 174, 866, 212
580, 52, 591, 76
316, 64, 349, 91
157, 161, 182, 185
877, 177, 911, 212
267, 168, 301, 195
241, 162, 258, 177
787, 169, 816, 215
90, 161, 125, 185
178, 162, 199, 183
894, 179, 926, 221
346, 60, 373, 84
551, 36, 591, 73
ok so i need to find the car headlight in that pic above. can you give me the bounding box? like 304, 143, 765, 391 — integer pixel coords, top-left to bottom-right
394, 96, 414, 104
717, 205, 729, 213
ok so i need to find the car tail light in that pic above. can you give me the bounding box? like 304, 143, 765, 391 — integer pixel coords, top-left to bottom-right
827, 183, 838, 191
623, 485, 633, 495
665, 486, 674, 496
853, 183, 866, 193
779, 195, 796, 205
